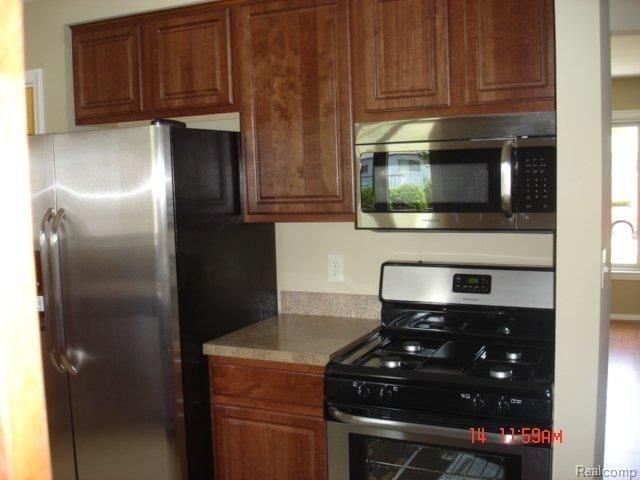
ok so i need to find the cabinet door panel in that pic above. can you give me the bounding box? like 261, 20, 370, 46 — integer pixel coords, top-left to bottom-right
72, 21, 143, 121
239, 0, 354, 220
213, 405, 327, 480
353, 0, 450, 114
144, 8, 233, 112
462, 0, 555, 105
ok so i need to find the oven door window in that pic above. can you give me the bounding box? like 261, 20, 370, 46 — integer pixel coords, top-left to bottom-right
359, 149, 502, 213
349, 434, 521, 480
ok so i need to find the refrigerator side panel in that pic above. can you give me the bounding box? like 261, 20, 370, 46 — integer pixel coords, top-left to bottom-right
29, 134, 78, 480
53, 126, 180, 480
170, 128, 278, 480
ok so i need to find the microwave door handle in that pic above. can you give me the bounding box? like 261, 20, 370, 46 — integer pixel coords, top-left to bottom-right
49, 208, 79, 375
328, 407, 524, 447
500, 140, 514, 218
39, 208, 65, 373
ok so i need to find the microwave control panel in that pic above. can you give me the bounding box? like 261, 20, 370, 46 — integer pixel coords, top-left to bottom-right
518, 147, 555, 212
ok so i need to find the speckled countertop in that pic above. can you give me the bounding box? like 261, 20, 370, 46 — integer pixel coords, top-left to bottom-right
202, 314, 380, 366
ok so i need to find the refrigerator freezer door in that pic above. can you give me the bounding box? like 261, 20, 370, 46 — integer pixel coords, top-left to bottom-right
52, 126, 181, 480
29, 134, 78, 480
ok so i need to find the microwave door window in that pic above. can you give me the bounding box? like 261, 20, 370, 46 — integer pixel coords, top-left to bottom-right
430, 162, 489, 204
360, 152, 431, 212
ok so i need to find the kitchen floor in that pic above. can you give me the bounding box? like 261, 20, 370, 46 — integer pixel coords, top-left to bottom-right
605, 320, 640, 472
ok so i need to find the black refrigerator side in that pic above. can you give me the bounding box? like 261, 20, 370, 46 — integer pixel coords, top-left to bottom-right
170, 127, 278, 480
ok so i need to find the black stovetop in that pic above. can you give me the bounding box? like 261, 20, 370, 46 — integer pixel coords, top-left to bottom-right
325, 303, 554, 423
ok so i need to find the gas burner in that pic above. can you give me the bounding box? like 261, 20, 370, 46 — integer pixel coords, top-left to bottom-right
402, 340, 422, 353
381, 356, 402, 368
489, 365, 514, 380
505, 350, 523, 361
413, 321, 433, 329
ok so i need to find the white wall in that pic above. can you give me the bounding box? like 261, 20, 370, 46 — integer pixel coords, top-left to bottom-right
554, 0, 611, 476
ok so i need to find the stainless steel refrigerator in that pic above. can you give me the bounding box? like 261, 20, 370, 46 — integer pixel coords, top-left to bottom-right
29, 122, 277, 480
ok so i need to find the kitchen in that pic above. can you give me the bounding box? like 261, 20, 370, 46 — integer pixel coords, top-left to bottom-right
0, 0, 627, 479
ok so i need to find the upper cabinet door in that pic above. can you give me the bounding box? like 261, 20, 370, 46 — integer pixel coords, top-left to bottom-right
351, 0, 450, 118
72, 20, 143, 123
461, 0, 555, 106
238, 0, 354, 221
143, 6, 234, 113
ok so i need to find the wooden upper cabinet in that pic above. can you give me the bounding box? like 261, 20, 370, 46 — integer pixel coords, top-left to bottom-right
143, 7, 233, 113
460, 0, 555, 106
351, 0, 450, 116
71, 2, 236, 125
350, 0, 555, 121
237, 0, 354, 222
72, 20, 143, 122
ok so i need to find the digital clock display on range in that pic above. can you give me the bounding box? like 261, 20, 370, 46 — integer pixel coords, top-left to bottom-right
452, 274, 492, 294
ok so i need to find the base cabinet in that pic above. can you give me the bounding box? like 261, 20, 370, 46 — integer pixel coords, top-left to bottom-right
212, 405, 326, 480
209, 356, 327, 480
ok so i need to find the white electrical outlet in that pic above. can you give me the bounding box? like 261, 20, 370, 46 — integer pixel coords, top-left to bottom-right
328, 254, 344, 282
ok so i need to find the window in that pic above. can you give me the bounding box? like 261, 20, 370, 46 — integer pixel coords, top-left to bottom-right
611, 119, 640, 270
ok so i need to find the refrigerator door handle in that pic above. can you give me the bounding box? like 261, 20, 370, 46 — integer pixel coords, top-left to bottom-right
39, 207, 66, 373
49, 208, 79, 375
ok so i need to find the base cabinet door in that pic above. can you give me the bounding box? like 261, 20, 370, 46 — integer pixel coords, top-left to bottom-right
213, 405, 327, 480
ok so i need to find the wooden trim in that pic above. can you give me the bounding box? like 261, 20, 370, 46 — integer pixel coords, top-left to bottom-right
610, 314, 640, 322
209, 355, 325, 374
0, 1, 52, 478
612, 110, 640, 123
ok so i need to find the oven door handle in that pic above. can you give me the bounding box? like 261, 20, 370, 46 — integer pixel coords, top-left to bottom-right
328, 407, 524, 446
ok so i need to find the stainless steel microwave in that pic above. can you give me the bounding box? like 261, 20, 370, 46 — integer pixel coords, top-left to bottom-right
354, 112, 556, 231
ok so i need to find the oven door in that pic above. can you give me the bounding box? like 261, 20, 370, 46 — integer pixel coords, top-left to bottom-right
355, 139, 515, 230
327, 408, 550, 480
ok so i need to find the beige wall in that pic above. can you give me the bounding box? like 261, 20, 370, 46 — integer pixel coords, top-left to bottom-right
612, 76, 640, 111
611, 279, 640, 314
277, 223, 553, 295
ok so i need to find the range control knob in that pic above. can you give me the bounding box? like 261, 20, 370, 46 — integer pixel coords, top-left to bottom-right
353, 382, 372, 398
497, 396, 511, 416
379, 386, 394, 403
472, 394, 486, 413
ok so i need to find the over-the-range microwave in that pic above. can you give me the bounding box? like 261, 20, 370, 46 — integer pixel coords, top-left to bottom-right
355, 112, 556, 231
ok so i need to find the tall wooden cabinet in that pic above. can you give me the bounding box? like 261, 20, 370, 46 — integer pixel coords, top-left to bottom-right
236, 0, 355, 222
209, 356, 327, 480
350, 0, 556, 122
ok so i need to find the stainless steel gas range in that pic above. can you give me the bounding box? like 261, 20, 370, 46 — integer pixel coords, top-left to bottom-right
325, 262, 555, 480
